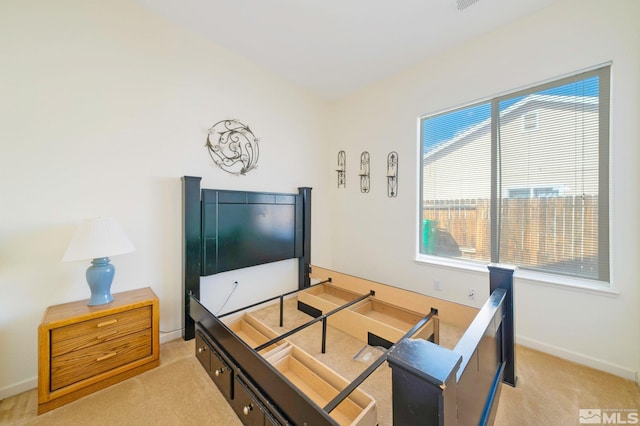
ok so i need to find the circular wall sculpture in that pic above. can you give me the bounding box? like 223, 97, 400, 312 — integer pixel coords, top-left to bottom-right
206, 119, 259, 175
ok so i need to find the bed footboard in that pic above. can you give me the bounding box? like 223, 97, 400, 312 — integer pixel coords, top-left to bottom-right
387, 265, 515, 425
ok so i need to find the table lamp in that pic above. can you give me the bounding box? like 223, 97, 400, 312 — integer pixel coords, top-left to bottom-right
62, 217, 135, 305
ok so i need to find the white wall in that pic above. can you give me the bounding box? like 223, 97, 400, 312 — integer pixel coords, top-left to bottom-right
330, 0, 640, 380
0, 0, 333, 397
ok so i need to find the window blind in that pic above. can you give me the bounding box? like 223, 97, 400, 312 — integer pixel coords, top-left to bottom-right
496, 69, 609, 280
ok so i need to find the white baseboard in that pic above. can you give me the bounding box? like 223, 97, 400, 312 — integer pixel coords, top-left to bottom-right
517, 335, 637, 381
160, 329, 183, 344
0, 377, 37, 400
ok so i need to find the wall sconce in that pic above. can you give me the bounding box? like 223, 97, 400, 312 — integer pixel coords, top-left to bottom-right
387, 151, 398, 198
337, 150, 346, 188
359, 151, 370, 193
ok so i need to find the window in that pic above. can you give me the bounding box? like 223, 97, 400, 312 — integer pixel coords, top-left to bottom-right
522, 111, 539, 132
419, 65, 610, 283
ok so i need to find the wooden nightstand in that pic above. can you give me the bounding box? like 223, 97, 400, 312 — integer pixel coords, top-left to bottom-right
37, 287, 159, 414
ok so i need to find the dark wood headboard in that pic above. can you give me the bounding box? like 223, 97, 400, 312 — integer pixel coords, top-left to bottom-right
181, 176, 312, 340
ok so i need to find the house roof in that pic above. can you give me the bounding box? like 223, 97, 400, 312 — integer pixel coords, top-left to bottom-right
423, 94, 599, 162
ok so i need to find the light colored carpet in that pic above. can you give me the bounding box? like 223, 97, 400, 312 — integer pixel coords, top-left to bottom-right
0, 339, 241, 426
496, 345, 640, 425
2, 300, 639, 425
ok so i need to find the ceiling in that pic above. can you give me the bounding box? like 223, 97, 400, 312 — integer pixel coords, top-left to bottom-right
134, 0, 560, 100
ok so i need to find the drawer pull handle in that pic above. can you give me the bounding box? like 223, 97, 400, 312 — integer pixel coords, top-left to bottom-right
96, 330, 118, 340
243, 404, 253, 416
214, 368, 225, 376
198, 346, 207, 353
96, 352, 117, 362
97, 319, 118, 328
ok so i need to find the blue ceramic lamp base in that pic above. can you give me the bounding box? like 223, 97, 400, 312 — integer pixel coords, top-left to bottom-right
86, 257, 115, 306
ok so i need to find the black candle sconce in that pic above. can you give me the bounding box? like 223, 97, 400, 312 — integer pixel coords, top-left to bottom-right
387, 151, 398, 197
359, 151, 370, 193
337, 150, 346, 188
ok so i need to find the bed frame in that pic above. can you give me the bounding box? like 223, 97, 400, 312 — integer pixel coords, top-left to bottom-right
181, 176, 516, 425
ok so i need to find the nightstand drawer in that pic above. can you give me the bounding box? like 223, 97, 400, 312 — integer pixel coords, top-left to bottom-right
51, 328, 152, 391
51, 306, 151, 357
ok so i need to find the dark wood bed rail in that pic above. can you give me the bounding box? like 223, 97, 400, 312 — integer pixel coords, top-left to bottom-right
218, 278, 333, 328
324, 308, 438, 416
190, 294, 340, 425
253, 289, 374, 353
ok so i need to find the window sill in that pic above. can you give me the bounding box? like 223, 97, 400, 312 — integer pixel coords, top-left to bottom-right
413, 254, 492, 274
414, 255, 619, 297
514, 269, 619, 296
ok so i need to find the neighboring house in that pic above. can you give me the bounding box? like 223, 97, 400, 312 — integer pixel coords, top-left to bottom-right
422, 94, 599, 201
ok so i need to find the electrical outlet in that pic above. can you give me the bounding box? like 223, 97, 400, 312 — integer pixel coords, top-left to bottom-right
468, 288, 476, 300
434, 280, 442, 291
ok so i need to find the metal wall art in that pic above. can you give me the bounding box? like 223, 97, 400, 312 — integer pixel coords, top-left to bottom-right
387, 151, 398, 197
359, 151, 370, 193
205, 119, 259, 175
337, 150, 346, 188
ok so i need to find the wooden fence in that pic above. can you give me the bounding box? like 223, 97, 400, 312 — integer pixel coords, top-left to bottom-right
423, 196, 599, 275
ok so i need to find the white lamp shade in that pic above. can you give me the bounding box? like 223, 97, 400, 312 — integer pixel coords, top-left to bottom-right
62, 217, 135, 262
